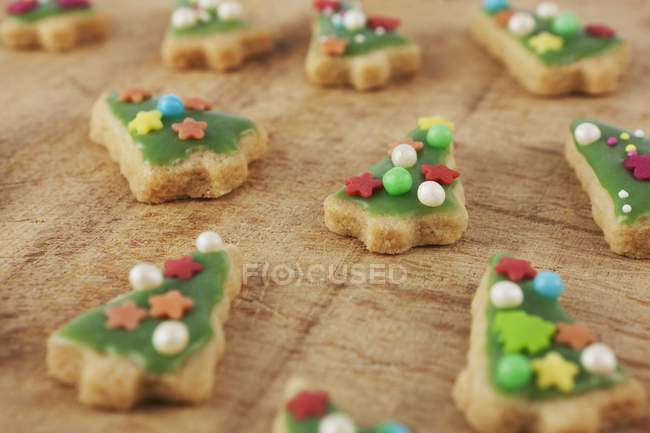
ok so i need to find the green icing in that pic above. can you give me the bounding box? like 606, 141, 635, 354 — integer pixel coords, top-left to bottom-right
486, 254, 624, 400
571, 120, 650, 224
336, 127, 462, 217
169, 0, 247, 37
8, 2, 93, 22
106, 93, 256, 166
485, 9, 621, 66
55, 251, 229, 374
315, 3, 408, 56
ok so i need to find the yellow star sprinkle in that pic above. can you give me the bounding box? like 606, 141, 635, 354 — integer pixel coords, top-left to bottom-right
528, 32, 564, 54
128, 110, 164, 135
418, 116, 455, 132
532, 352, 579, 392
620, 132, 631, 140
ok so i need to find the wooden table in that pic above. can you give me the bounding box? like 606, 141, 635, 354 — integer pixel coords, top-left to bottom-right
1, 0, 648, 432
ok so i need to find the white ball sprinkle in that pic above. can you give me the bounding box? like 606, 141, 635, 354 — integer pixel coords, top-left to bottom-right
152, 321, 190, 355
490, 281, 524, 309
171, 7, 198, 29
390, 144, 418, 168
622, 204, 632, 214
375, 27, 386, 35
634, 129, 645, 138
129, 263, 163, 291
353, 33, 366, 44
417, 181, 446, 208
508, 12, 536, 37
319, 413, 357, 433
536, 2, 559, 19
574, 122, 602, 146
581, 343, 618, 375
618, 190, 630, 199
218, 1, 242, 21
196, 231, 224, 253
343, 8, 367, 31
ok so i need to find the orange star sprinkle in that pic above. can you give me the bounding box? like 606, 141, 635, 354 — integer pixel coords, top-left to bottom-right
184, 97, 213, 111
119, 88, 152, 104
320, 36, 347, 56
148, 290, 194, 320
555, 322, 597, 350
495, 10, 515, 27
105, 300, 148, 331
387, 139, 424, 155
171, 118, 208, 141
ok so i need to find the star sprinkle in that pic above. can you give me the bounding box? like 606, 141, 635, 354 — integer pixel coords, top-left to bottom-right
105, 300, 148, 331
149, 290, 194, 320
528, 32, 564, 54
418, 116, 455, 132
367, 16, 401, 32
387, 139, 423, 154
421, 164, 460, 185
183, 97, 213, 111
623, 154, 650, 180
164, 256, 204, 280
586, 24, 615, 39
286, 390, 330, 420
314, 0, 341, 13
555, 322, 597, 350
7, 0, 38, 15
494, 311, 556, 354
128, 110, 163, 135
320, 36, 348, 56
495, 257, 537, 282
345, 172, 383, 198
172, 118, 208, 141
532, 352, 579, 392
495, 10, 515, 27
119, 88, 152, 104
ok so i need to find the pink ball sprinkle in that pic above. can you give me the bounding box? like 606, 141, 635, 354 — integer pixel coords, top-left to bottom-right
7, 0, 38, 15
57, 0, 91, 9
607, 137, 618, 146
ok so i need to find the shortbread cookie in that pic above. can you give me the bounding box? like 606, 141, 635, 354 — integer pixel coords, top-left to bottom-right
1, 0, 107, 51
306, 0, 421, 91
47, 231, 242, 410
324, 116, 468, 254
566, 121, 650, 258
89, 89, 268, 203
272, 378, 412, 433
453, 255, 647, 433
472, 1, 630, 96
161, 0, 272, 72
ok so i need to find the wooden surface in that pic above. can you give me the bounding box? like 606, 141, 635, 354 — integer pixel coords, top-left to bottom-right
0, 0, 648, 432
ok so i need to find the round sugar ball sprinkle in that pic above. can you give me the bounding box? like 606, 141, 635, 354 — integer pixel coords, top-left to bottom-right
391, 144, 418, 168
553, 11, 581, 37
536, 2, 559, 19
508, 12, 536, 37
196, 231, 224, 253
152, 321, 190, 355
129, 263, 163, 291
417, 181, 446, 207
426, 124, 453, 149
533, 271, 564, 300
218, 1, 242, 21
581, 343, 617, 375
574, 123, 601, 145
383, 167, 413, 196
490, 281, 524, 308
157, 94, 185, 118
618, 190, 629, 199
343, 8, 366, 31
622, 204, 632, 214
634, 129, 645, 138
172, 7, 197, 28
375, 421, 411, 433
483, 0, 508, 13
496, 354, 532, 391
319, 413, 357, 433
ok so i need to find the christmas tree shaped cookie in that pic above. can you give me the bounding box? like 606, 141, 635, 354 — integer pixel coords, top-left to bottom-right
47, 231, 242, 410
473, 1, 630, 95
453, 255, 647, 433
1, 0, 107, 51
273, 378, 412, 433
324, 117, 468, 254
306, 0, 421, 91
90, 89, 268, 203
162, 0, 272, 72
566, 120, 650, 258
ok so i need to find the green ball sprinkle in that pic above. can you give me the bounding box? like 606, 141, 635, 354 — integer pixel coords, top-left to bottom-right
382, 167, 413, 196
496, 354, 532, 391
426, 124, 453, 149
552, 12, 581, 37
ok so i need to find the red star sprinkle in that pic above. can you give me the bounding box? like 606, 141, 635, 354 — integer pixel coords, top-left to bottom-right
586, 24, 616, 39
183, 97, 213, 111
286, 390, 330, 420
345, 172, 383, 198
7, 0, 38, 15
495, 10, 515, 27
149, 290, 194, 320
495, 257, 538, 283
105, 301, 148, 331
623, 154, 650, 181
172, 118, 208, 141
164, 256, 204, 280
320, 36, 348, 56
313, 0, 340, 13
421, 164, 460, 185
368, 16, 401, 32
119, 88, 152, 104
555, 323, 598, 350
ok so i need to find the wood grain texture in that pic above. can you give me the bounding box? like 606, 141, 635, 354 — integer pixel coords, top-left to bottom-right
0, 0, 648, 432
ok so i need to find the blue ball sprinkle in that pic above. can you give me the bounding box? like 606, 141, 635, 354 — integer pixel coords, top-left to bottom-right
483, 0, 508, 13
533, 271, 565, 300
157, 94, 185, 118
376, 421, 411, 433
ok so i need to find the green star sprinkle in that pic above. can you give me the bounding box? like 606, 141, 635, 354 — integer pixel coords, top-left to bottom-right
493, 311, 556, 354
